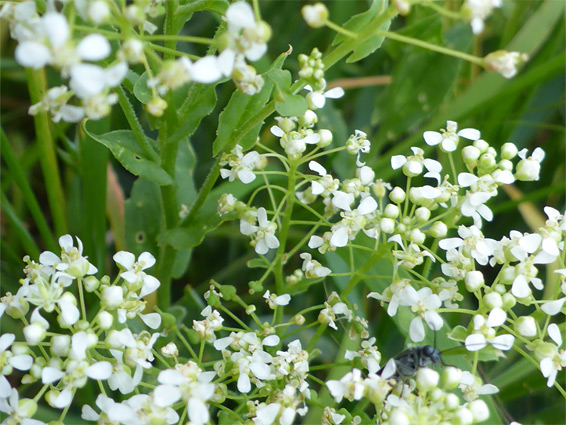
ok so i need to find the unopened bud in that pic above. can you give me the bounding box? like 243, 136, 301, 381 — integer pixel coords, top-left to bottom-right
514, 316, 537, 337
318, 129, 333, 147
416, 368, 439, 392
147, 97, 168, 117
161, 342, 179, 357
484, 292, 502, 309
97, 311, 114, 330
51, 335, 71, 357
83, 276, 99, 292
294, 314, 305, 325
384, 204, 400, 219
473, 139, 489, 153
501, 142, 518, 160
469, 399, 489, 422
102, 286, 123, 310
302, 3, 329, 28
441, 367, 462, 390
465, 271, 484, 292
415, 207, 431, 222
484, 50, 528, 79
429, 222, 448, 238
454, 407, 473, 425
380, 218, 395, 234
23, 323, 46, 345
389, 187, 406, 204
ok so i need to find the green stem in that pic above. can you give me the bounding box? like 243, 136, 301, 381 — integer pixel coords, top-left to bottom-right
0, 191, 40, 259
140, 34, 216, 44
1, 128, 57, 252
26, 68, 67, 236
376, 29, 484, 66
306, 323, 328, 352
341, 244, 388, 298
325, 20, 358, 39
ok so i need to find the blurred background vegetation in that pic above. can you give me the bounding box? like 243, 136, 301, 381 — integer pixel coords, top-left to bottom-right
1, 0, 564, 423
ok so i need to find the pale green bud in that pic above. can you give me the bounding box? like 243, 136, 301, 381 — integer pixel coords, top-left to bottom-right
410, 229, 426, 245
429, 221, 448, 238
499, 159, 513, 171
147, 97, 168, 117
484, 292, 502, 309
83, 276, 100, 292
454, 407, 473, 425
302, 3, 328, 28
389, 410, 410, 425
501, 142, 518, 160
462, 146, 481, 164
23, 323, 46, 345
415, 207, 431, 222
101, 286, 124, 310
465, 271, 484, 292
445, 393, 460, 410
318, 129, 333, 147
473, 139, 489, 153
389, 187, 406, 204
97, 311, 114, 330
380, 218, 395, 233
441, 367, 462, 390
51, 335, 71, 357
18, 398, 37, 418
294, 314, 305, 325
384, 204, 400, 219
502, 293, 516, 309
469, 400, 489, 423
416, 368, 439, 392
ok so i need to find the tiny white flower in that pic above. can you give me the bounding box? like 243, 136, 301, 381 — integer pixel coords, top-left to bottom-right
300, 252, 331, 278
304, 84, 344, 109
423, 120, 480, 153
113, 251, 160, 297
240, 207, 280, 255
219, 144, 261, 184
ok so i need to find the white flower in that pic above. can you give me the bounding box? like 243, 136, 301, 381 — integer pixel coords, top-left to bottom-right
330, 196, 377, 247
304, 84, 344, 109
0, 334, 33, 397
390, 147, 443, 183
263, 290, 291, 308
107, 394, 179, 425
539, 323, 566, 387
308, 161, 340, 198
240, 207, 280, 255
70, 62, 127, 99
113, 251, 160, 297
300, 252, 331, 278
399, 287, 443, 342
458, 371, 499, 401
271, 125, 321, 158
326, 368, 364, 402
345, 130, 370, 166
462, 0, 502, 34
108, 351, 142, 395
515, 147, 545, 181
39, 234, 97, 278
465, 309, 514, 352
28, 85, 84, 123
319, 298, 352, 331
439, 225, 495, 266
484, 50, 528, 79
0, 388, 43, 425
219, 144, 261, 184
423, 121, 480, 152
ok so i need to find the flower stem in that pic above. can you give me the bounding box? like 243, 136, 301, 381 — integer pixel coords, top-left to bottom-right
325, 20, 358, 39
26, 68, 68, 236
375, 29, 484, 66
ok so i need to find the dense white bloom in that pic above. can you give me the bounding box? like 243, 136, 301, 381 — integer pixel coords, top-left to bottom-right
39, 235, 97, 278
327, 368, 364, 402
439, 225, 495, 266
424, 121, 480, 153
240, 207, 280, 255
220, 144, 261, 184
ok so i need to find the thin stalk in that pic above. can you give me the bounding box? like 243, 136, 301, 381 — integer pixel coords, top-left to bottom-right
26, 68, 67, 236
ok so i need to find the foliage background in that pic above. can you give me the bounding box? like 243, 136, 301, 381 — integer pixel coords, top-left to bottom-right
1, 0, 565, 423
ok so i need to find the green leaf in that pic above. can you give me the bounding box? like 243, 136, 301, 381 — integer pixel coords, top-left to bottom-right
84, 125, 172, 186
247, 258, 269, 269
133, 72, 151, 105
274, 90, 308, 117
265, 69, 292, 90
332, 0, 391, 63
212, 50, 290, 156
125, 178, 162, 255
170, 82, 218, 144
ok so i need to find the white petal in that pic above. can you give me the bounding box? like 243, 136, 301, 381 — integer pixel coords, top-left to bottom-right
138, 252, 156, 269
486, 308, 506, 327
309, 161, 327, 176
458, 172, 478, 187
70, 64, 106, 98
548, 323, 562, 346
15, 41, 50, 69
154, 385, 181, 407
76, 34, 111, 61
478, 384, 499, 395
105, 62, 128, 87
423, 131, 442, 146
250, 362, 271, 379
332, 191, 353, 211
140, 312, 161, 329
465, 334, 486, 351
424, 311, 443, 331
113, 251, 136, 269
302, 133, 321, 144
0, 376, 11, 398
72, 331, 88, 360
380, 358, 397, 380
308, 235, 323, 249
140, 275, 161, 298
158, 369, 185, 385
9, 354, 33, 371
0, 333, 15, 352
457, 128, 480, 140
226, 1, 256, 28
53, 387, 73, 408
326, 380, 345, 401
310, 92, 326, 109
274, 294, 290, 306
542, 298, 566, 316
256, 403, 281, 425
190, 56, 222, 83
270, 125, 284, 137
439, 238, 463, 250
59, 300, 80, 325
330, 227, 349, 248
86, 361, 112, 380
532, 147, 545, 162
42, 13, 69, 47
409, 317, 425, 342
390, 155, 407, 170
490, 334, 514, 350
244, 42, 267, 62
82, 405, 100, 421
240, 221, 258, 236
262, 335, 280, 346
357, 196, 377, 215
217, 49, 235, 77
325, 87, 345, 99
188, 397, 210, 424
238, 168, 256, 184
42, 367, 65, 384
237, 373, 251, 393
511, 275, 531, 298
311, 181, 324, 195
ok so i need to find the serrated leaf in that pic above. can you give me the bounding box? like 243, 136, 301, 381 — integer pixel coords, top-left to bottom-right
84, 125, 173, 186
331, 0, 391, 63
212, 50, 290, 156
133, 72, 151, 104
170, 82, 218, 144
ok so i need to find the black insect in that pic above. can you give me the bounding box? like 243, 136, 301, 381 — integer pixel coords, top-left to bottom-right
382, 345, 443, 380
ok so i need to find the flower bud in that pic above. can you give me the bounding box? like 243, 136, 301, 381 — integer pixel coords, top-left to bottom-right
389, 409, 409, 425
462, 146, 481, 165
389, 187, 406, 204
514, 316, 537, 337
501, 142, 518, 160
416, 368, 439, 392
380, 218, 395, 233
318, 129, 333, 147
372, 180, 388, 199
478, 153, 496, 173
101, 286, 124, 310
120, 39, 145, 64
498, 159, 513, 172
51, 335, 71, 357
245, 305, 256, 315
469, 399, 489, 422
299, 110, 318, 127
441, 366, 462, 390
17, 398, 37, 418
88, 1, 111, 24
393, 0, 411, 16
534, 342, 556, 361
454, 407, 473, 425
161, 342, 179, 357
429, 222, 448, 238
294, 314, 305, 325
83, 276, 100, 292
106, 330, 124, 349
147, 97, 168, 117
484, 292, 502, 309
415, 207, 431, 223
410, 229, 426, 245
384, 204, 400, 219
473, 139, 489, 153
515, 158, 541, 181
445, 393, 460, 410
97, 311, 114, 330
302, 3, 329, 28
465, 271, 484, 292
23, 323, 46, 345
502, 293, 516, 309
